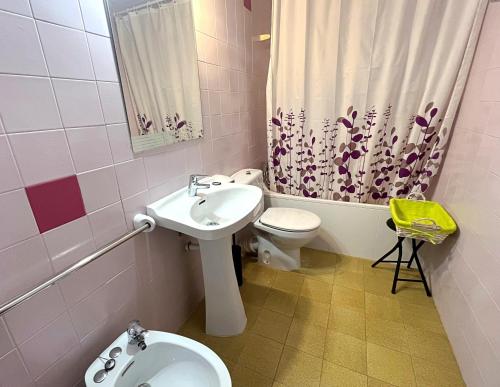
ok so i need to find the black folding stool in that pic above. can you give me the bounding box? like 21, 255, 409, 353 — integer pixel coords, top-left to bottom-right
371, 218, 432, 297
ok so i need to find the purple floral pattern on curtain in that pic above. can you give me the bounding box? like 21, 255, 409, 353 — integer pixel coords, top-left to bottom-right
268, 102, 447, 204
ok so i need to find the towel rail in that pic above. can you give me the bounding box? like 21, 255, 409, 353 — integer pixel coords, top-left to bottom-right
0, 217, 154, 316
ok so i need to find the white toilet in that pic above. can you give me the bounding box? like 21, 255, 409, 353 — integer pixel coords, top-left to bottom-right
231, 169, 321, 271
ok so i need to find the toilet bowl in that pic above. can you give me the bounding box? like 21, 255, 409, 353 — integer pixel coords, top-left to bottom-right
231, 169, 321, 271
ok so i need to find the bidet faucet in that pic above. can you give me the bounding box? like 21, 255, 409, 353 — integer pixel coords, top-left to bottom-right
188, 174, 210, 197
127, 320, 147, 350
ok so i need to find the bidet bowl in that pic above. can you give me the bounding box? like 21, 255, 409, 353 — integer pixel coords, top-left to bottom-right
85, 331, 231, 387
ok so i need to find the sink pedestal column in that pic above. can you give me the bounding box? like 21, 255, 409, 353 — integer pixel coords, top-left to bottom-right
198, 235, 247, 336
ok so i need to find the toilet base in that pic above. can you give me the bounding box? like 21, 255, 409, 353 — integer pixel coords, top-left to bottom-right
256, 235, 301, 271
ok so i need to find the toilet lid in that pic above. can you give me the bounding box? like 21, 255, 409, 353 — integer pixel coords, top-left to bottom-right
259, 208, 321, 232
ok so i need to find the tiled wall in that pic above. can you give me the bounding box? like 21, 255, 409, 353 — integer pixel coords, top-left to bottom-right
0, 0, 269, 385
425, 3, 500, 386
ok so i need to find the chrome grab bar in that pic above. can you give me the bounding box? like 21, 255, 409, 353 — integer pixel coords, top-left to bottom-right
0, 216, 154, 316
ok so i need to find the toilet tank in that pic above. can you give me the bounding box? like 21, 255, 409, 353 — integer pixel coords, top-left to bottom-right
231, 169, 265, 189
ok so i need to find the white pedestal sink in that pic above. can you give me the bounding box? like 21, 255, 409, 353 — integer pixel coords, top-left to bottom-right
147, 180, 263, 336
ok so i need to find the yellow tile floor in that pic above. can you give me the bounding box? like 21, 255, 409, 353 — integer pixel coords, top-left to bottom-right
178, 248, 464, 387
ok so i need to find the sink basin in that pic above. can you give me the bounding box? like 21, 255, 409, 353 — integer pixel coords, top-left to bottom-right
85, 331, 231, 387
146, 178, 264, 336
147, 183, 263, 240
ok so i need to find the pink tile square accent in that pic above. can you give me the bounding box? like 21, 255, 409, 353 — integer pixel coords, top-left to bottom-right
25, 175, 85, 233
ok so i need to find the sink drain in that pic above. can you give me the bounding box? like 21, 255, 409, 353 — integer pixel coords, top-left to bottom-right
206, 221, 219, 226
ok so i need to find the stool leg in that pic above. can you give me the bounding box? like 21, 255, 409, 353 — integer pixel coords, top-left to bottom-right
372, 239, 403, 268
407, 254, 414, 269
391, 237, 405, 294
412, 239, 432, 297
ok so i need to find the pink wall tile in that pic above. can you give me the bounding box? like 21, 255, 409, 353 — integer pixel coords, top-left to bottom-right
52, 79, 104, 127
106, 123, 133, 163
4, 286, 66, 345
0, 350, 34, 387
0, 318, 13, 358
115, 159, 147, 199
25, 175, 86, 233
30, 0, 83, 29
35, 344, 85, 387
0, 189, 38, 250
0, 236, 53, 305
426, 3, 500, 384
0, 75, 61, 133
37, 21, 94, 80
42, 216, 95, 272
58, 240, 134, 307
9, 130, 75, 186
78, 166, 120, 213
0, 135, 22, 193
19, 312, 78, 378
69, 266, 136, 338
66, 126, 113, 172
87, 202, 127, 247
97, 81, 127, 124
86, 33, 118, 82
79, 0, 110, 37
0, 11, 47, 76
122, 191, 148, 230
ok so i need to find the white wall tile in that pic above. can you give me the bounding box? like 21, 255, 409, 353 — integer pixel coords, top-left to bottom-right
30, 0, 83, 29
66, 125, 113, 172
37, 21, 94, 80
78, 166, 120, 213
52, 79, 104, 127
9, 130, 74, 186
0, 190, 38, 250
0, 135, 22, 193
0, 75, 61, 133
87, 33, 118, 82
0, 12, 47, 76
106, 123, 133, 163
0, 0, 31, 16
78, 0, 109, 36
97, 82, 126, 124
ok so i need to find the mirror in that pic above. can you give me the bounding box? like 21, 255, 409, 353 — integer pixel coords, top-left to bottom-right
104, 0, 203, 152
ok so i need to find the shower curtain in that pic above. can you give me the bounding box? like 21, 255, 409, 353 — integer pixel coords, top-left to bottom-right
267, 0, 487, 203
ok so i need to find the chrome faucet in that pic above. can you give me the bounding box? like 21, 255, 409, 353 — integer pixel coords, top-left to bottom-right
127, 320, 147, 350
188, 174, 210, 197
